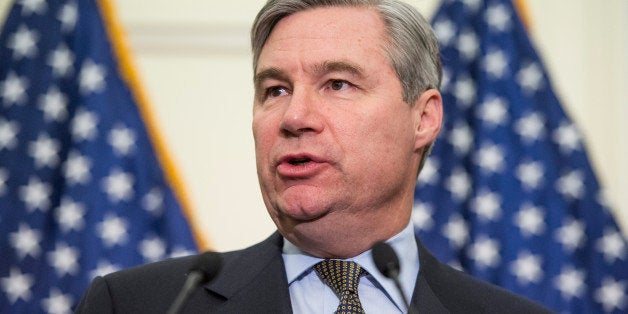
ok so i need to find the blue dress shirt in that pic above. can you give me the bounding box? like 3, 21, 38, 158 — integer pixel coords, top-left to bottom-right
282, 222, 419, 313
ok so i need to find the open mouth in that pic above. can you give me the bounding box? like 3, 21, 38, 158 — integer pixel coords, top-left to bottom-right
276, 154, 325, 177
288, 157, 312, 166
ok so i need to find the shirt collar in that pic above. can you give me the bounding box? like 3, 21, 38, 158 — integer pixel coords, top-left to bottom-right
282, 222, 419, 311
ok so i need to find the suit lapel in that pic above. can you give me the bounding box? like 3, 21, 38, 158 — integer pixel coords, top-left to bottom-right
410, 236, 450, 313
203, 232, 292, 313
410, 274, 450, 313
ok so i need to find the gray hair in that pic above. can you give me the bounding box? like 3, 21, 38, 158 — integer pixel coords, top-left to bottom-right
251, 0, 441, 174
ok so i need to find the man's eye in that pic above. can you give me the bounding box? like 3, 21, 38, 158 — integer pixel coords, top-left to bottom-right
329, 80, 352, 91
266, 86, 289, 98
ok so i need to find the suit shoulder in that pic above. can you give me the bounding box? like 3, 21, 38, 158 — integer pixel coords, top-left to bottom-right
103, 255, 198, 300
77, 234, 285, 313
102, 233, 280, 291
433, 264, 551, 313
75, 255, 201, 313
108, 254, 196, 278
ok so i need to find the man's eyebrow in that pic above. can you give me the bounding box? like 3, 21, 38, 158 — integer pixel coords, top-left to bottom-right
253, 61, 366, 92
313, 60, 366, 79
254, 68, 288, 92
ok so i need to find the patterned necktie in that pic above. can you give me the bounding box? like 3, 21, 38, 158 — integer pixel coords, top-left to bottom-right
314, 260, 366, 314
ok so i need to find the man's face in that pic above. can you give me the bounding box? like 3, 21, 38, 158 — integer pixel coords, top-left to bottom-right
252, 6, 433, 256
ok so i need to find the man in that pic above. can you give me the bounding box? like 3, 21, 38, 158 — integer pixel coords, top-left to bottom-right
76, 0, 551, 313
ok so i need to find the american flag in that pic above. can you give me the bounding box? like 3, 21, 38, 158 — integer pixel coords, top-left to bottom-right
412, 0, 628, 312
0, 0, 199, 313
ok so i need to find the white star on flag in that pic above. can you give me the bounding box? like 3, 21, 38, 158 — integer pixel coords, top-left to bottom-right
514, 203, 546, 237
594, 277, 626, 313
474, 143, 505, 173
445, 167, 472, 202
0, 72, 29, 106
554, 266, 586, 300
0, 118, 19, 150
7, 25, 38, 59
47, 44, 74, 77
62, 151, 92, 185
556, 170, 585, 200
457, 29, 479, 61
38, 87, 68, 122
478, 96, 508, 126
517, 62, 544, 93
510, 251, 543, 285
471, 190, 502, 221
596, 229, 627, 263
453, 76, 476, 107
433, 19, 456, 46
18, 0, 48, 16
47, 243, 80, 277
55, 197, 85, 233
485, 3, 511, 31
79, 60, 106, 94
9, 223, 42, 259
28, 133, 61, 168
108, 124, 136, 156
516, 161, 544, 190
101, 168, 134, 202
70, 109, 98, 141
515, 112, 545, 143
448, 121, 473, 155
553, 122, 581, 153
41, 289, 73, 314
0, 268, 34, 304
18, 176, 52, 212
482, 49, 509, 78
417, 157, 439, 186
139, 236, 167, 262
97, 213, 129, 247
555, 218, 586, 252
57, 1, 78, 33
442, 214, 469, 248
142, 188, 164, 216
468, 237, 501, 268
412, 202, 434, 231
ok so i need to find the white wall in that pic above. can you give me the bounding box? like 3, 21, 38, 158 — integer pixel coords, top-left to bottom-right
1, 1, 626, 251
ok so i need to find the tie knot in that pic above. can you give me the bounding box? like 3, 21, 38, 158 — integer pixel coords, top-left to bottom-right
314, 260, 364, 295
314, 260, 366, 313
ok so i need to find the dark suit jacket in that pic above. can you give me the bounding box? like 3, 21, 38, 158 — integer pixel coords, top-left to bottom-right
75, 232, 552, 313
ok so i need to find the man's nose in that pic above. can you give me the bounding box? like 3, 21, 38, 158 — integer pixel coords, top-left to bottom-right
279, 90, 324, 137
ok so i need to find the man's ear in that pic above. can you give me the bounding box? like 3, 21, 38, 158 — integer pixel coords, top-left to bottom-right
412, 89, 443, 151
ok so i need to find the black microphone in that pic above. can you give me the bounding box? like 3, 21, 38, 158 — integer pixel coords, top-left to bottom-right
372, 241, 415, 314
167, 251, 222, 314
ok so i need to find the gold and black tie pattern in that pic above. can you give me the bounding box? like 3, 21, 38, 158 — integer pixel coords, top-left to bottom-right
314, 260, 366, 314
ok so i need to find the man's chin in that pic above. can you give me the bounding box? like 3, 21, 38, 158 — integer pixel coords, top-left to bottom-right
277, 219, 363, 259
277, 206, 329, 224
274, 192, 333, 221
